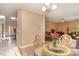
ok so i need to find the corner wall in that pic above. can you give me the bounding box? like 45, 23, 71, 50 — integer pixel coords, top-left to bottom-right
45, 20, 56, 32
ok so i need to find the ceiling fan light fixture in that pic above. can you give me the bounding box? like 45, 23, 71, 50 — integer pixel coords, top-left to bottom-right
42, 3, 57, 12
51, 4, 57, 10
42, 5, 47, 12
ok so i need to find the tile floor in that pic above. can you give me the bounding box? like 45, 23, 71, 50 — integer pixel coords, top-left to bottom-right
19, 46, 34, 56
0, 37, 17, 56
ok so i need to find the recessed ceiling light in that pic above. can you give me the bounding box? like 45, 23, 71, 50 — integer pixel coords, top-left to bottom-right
60, 18, 65, 22
0, 15, 5, 19
10, 17, 16, 20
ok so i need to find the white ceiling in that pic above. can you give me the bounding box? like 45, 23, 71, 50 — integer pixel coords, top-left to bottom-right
0, 3, 79, 22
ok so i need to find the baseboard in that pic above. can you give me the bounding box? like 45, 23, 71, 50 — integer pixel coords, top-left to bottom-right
18, 44, 33, 48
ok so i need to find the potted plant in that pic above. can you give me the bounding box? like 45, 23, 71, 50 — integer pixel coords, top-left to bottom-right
71, 27, 79, 38
50, 32, 60, 47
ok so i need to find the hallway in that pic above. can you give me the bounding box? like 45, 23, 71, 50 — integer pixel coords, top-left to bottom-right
0, 36, 17, 56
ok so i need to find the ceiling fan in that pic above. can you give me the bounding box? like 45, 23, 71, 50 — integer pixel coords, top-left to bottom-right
42, 3, 57, 12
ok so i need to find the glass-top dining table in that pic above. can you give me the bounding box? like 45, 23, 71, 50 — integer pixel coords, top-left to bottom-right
34, 43, 73, 56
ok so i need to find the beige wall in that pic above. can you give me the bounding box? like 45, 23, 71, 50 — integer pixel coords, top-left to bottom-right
5, 17, 17, 37
5, 17, 9, 33
56, 22, 69, 33
0, 23, 2, 34
17, 10, 22, 47
56, 20, 79, 33
45, 20, 56, 32
4, 17, 9, 36
5, 17, 16, 33
17, 9, 45, 47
